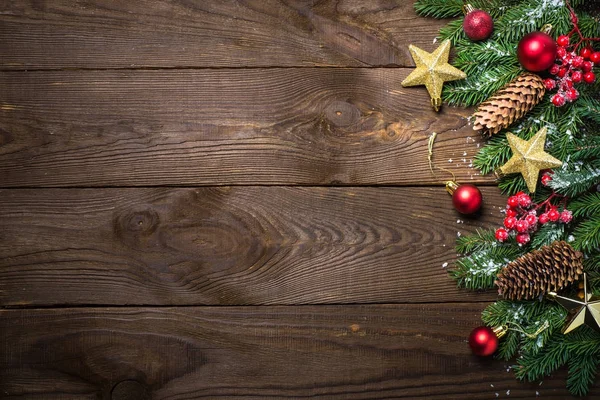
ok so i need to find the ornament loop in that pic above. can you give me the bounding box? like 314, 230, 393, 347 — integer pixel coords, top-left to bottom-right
493, 325, 508, 339
541, 24, 553, 34
462, 3, 475, 15
445, 181, 459, 195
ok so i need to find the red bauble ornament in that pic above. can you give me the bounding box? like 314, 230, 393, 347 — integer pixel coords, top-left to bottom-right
517, 31, 557, 72
447, 182, 483, 214
463, 5, 494, 41
469, 326, 503, 357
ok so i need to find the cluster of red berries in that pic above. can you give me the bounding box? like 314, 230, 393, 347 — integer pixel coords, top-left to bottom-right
544, 35, 598, 107
495, 190, 572, 245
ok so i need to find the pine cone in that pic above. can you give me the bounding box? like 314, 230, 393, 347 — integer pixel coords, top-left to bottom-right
472, 73, 546, 136
495, 241, 583, 300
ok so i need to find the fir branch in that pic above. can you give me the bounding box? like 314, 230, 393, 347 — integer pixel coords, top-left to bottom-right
439, 18, 466, 44
531, 223, 566, 248
498, 174, 528, 195
578, 12, 600, 39
572, 215, 600, 252
515, 332, 570, 382
567, 354, 599, 397
451, 39, 517, 76
570, 192, 600, 218
450, 244, 523, 290
473, 133, 510, 175
443, 64, 521, 106
456, 229, 497, 254
414, 0, 464, 18
585, 253, 600, 273
495, 0, 572, 43
497, 330, 520, 360
548, 160, 600, 197
569, 135, 600, 161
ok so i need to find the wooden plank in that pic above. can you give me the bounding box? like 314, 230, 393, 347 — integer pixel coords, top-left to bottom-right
0, 0, 447, 70
0, 187, 504, 306
0, 69, 489, 187
0, 305, 584, 399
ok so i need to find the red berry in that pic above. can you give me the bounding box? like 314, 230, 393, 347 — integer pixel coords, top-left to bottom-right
572, 70, 583, 83
541, 173, 552, 186
558, 68, 568, 78
516, 233, 530, 245
539, 213, 550, 224
549, 64, 561, 75
518, 194, 532, 208
557, 47, 567, 59
548, 208, 560, 222
560, 210, 573, 223
543, 78, 556, 90
495, 228, 509, 242
557, 35, 570, 47
582, 61, 593, 72
506, 208, 517, 218
583, 71, 596, 84
504, 216, 517, 230
571, 55, 584, 68
507, 196, 520, 209
580, 47, 592, 59
552, 93, 566, 107
515, 219, 530, 233
525, 214, 538, 228
591, 52, 600, 64
563, 78, 573, 89
566, 88, 579, 102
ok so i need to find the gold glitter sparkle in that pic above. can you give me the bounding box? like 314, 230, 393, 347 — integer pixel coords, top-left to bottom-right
401, 40, 467, 112
499, 127, 562, 193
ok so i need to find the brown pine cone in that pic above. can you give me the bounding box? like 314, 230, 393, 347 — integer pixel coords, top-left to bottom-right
472, 73, 546, 136
495, 241, 583, 300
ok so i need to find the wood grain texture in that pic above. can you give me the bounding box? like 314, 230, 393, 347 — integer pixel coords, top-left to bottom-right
1, 305, 590, 399
0, 0, 447, 70
0, 69, 490, 187
0, 187, 504, 306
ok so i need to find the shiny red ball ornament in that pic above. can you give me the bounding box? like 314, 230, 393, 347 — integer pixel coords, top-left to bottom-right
517, 31, 557, 72
447, 182, 483, 214
468, 326, 500, 356
463, 7, 494, 41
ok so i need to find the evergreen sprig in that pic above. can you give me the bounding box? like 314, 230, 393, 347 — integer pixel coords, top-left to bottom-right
415, 0, 600, 395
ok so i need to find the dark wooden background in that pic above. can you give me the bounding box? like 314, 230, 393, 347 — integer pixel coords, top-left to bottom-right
0, 1, 596, 399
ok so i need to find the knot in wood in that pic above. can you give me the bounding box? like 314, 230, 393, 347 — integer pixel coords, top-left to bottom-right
119, 208, 160, 235
324, 100, 360, 127
111, 380, 150, 400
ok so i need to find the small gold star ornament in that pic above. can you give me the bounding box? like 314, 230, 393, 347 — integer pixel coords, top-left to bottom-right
401, 40, 467, 112
497, 127, 562, 193
548, 273, 600, 334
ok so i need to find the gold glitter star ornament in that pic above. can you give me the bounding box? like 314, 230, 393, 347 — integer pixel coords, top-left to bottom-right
497, 127, 562, 193
548, 274, 600, 334
401, 40, 467, 112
